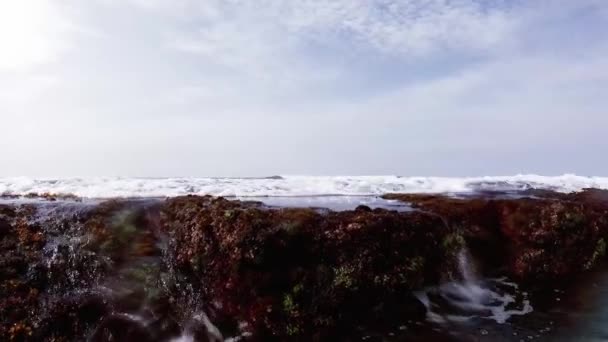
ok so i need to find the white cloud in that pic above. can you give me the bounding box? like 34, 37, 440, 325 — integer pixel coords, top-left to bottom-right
162, 0, 520, 56
113, 0, 524, 88
280, 0, 519, 55
1, 0, 607, 176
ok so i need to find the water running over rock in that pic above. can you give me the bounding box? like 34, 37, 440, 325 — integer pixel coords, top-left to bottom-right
2, 189, 608, 340
416, 248, 533, 325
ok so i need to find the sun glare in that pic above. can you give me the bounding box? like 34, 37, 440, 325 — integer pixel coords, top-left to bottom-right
0, 0, 66, 71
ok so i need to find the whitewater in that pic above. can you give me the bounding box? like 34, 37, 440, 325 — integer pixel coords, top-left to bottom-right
1, 174, 607, 199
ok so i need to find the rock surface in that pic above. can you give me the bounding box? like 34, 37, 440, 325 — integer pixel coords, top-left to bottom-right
384, 189, 608, 281
160, 196, 461, 339
0, 190, 607, 340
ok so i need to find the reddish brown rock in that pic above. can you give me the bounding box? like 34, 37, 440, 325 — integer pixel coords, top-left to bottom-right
160, 195, 457, 339
0, 201, 136, 341
384, 189, 608, 280
1, 189, 607, 340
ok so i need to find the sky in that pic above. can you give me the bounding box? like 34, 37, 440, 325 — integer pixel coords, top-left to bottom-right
1, 0, 607, 177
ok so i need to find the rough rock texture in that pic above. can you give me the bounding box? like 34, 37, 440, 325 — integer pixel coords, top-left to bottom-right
160, 196, 459, 339
384, 189, 608, 281
0, 200, 169, 341
1, 190, 608, 340
0, 197, 462, 341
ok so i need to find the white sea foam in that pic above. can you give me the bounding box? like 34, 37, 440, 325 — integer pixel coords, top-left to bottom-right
416, 249, 533, 325
0, 174, 606, 199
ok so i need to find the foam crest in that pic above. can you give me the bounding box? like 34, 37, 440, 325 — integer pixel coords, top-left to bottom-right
0, 174, 606, 199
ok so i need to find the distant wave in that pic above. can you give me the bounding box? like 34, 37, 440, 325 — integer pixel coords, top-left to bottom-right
0, 174, 607, 199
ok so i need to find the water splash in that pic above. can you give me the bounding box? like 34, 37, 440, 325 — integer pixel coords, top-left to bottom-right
457, 248, 478, 284
416, 248, 533, 325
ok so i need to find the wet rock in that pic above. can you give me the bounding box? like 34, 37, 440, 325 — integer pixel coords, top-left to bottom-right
0, 205, 16, 218
384, 189, 608, 281
34, 293, 109, 341
160, 195, 453, 339
0, 218, 10, 239
1, 189, 607, 340
88, 314, 152, 342
355, 205, 372, 212
0, 200, 134, 341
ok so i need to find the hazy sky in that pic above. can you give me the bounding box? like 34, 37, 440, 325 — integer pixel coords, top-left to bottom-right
1, 0, 607, 177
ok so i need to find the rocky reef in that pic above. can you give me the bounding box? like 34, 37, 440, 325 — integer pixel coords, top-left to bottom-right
0, 189, 607, 341
160, 196, 460, 339
383, 189, 608, 281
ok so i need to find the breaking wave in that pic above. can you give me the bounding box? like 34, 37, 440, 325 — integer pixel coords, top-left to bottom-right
0, 174, 607, 199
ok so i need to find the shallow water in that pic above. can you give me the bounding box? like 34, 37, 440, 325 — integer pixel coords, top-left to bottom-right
533, 264, 608, 341
389, 265, 608, 342
240, 195, 413, 211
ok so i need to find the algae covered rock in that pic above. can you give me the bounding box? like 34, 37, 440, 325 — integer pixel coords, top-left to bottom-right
385, 189, 608, 281
3, 189, 607, 340
160, 195, 454, 339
